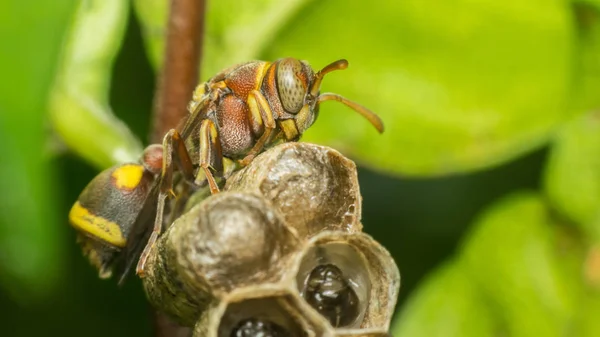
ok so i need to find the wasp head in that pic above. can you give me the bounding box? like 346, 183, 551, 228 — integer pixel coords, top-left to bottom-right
275, 58, 384, 136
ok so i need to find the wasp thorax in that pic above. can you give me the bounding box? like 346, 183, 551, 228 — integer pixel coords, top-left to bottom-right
304, 264, 359, 327
277, 58, 308, 114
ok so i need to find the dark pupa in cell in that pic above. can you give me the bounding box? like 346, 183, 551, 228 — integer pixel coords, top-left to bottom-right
230, 317, 290, 337
303, 263, 360, 327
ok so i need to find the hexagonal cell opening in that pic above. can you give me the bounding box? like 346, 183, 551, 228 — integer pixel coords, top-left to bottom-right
218, 297, 308, 337
295, 243, 371, 329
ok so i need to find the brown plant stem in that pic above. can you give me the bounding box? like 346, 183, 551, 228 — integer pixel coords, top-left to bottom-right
150, 0, 206, 144
150, 0, 206, 336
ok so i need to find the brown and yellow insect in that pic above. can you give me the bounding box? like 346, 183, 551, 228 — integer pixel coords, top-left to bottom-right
69, 58, 384, 281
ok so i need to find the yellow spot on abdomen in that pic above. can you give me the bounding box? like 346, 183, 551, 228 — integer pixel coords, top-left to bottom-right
69, 202, 126, 247
112, 164, 144, 190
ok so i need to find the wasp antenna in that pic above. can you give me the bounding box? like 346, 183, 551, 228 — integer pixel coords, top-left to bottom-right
318, 93, 384, 133
310, 59, 349, 97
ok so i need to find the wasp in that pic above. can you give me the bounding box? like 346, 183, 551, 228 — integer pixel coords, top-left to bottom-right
303, 264, 359, 327
69, 58, 384, 281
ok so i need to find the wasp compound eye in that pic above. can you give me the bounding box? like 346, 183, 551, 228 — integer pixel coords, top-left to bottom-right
277, 58, 307, 114
231, 318, 290, 337
304, 264, 359, 327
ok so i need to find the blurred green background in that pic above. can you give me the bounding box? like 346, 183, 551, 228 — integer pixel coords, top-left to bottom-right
1, 0, 600, 336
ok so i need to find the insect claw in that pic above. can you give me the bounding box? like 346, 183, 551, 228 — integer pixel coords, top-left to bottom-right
135, 259, 147, 277
239, 154, 255, 167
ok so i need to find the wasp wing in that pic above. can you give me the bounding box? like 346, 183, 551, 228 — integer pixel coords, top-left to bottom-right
115, 181, 160, 285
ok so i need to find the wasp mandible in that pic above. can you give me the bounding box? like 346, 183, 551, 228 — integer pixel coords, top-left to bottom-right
69, 58, 384, 280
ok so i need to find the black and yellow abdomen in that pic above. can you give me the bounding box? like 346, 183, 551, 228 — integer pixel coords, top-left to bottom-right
69, 163, 156, 277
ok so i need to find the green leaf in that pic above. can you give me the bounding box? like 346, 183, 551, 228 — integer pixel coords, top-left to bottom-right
201, 0, 313, 77
49, 0, 143, 170
0, 0, 75, 301
132, 0, 168, 70
134, 0, 313, 75
544, 112, 600, 239
575, 0, 600, 12
573, 289, 600, 337
266, 0, 577, 175
571, 4, 600, 114
460, 193, 579, 337
391, 260, 497, 337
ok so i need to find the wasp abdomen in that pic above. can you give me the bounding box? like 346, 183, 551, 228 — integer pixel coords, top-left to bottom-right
69, 163, 156, 276
70, 165, 151, 244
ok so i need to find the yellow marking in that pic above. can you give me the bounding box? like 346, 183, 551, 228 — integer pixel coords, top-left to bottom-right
255, 91, 276, 128
111, 164, 144, 190
192, 83, 206, 101
187, 100, 199, 114
248, 93, 264, 128
211, 81, 227, 90
256, 62, 271, 89
280, 119, 299, 140
69, 202, 126, 247
295, 104, 312, 133
208, 120, 219, 143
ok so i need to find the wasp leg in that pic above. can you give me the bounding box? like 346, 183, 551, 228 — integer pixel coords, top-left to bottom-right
240, 90, 277, 166
197, 119, 223, 195
162, 129, 196, 186
136, 129, 196, 277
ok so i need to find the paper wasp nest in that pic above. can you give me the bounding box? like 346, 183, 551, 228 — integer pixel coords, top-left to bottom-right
142, 143, 400, 336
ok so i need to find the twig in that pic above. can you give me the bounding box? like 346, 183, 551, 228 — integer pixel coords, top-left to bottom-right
149, 0, 206, 335
150, 0, 206, 143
